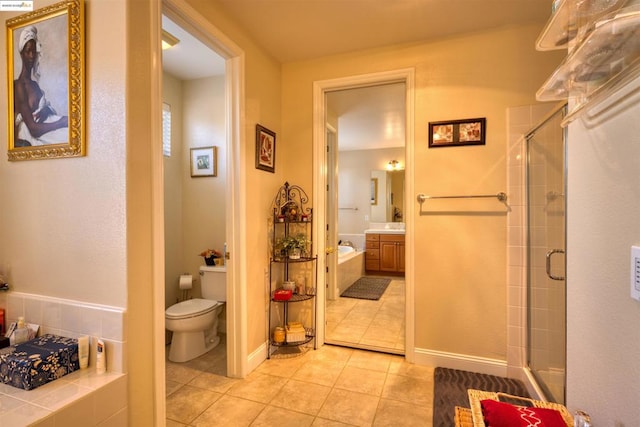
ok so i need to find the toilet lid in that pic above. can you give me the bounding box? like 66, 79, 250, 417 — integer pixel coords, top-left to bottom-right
165, 298, 219, 319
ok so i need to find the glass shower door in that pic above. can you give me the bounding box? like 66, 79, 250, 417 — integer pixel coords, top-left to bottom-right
526, 105, 567, 404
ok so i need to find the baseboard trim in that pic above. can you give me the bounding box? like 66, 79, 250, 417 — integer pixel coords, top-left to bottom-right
247, 341, 267, 374
414, 347, 507, 377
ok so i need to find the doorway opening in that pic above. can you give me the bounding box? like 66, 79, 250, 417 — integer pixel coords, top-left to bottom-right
161, 12, 229, 375
325, 83, 406, 354
160, 0, 247, 393
312, 69, 415, 361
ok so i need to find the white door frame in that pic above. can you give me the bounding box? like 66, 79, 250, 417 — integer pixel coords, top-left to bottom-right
160, 0, 247, 385
312, 69, 416, 361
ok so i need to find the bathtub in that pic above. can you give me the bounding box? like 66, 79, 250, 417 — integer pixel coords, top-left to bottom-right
338, 245, 358, 261
337, 244, 364, 295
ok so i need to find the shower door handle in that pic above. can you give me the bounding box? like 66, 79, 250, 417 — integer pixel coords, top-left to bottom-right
545, 249, 565, 281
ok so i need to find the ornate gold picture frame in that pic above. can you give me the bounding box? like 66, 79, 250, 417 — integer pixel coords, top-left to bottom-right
6, 0, 85, 161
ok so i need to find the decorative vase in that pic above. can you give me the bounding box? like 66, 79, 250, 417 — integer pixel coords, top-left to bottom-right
289, 248, 301, 259
204, 256, 216, 266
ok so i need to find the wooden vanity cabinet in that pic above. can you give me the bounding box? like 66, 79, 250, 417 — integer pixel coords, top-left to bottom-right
365, 233, 405, 274
365, 233, 380, 272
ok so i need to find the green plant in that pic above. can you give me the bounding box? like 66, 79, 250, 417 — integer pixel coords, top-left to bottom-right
275, 233, 309, 252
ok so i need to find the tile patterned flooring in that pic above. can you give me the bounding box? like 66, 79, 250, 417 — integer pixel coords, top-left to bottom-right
325, 278, 405, 352
166, 342, 435, 426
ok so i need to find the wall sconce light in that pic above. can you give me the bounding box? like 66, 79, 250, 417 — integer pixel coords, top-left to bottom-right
162, 30, 180, 50
386, 160, 401, 170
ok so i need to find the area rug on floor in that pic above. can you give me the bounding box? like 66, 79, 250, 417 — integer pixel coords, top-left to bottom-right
340, 277, 391, 300
432, 367, 530, 427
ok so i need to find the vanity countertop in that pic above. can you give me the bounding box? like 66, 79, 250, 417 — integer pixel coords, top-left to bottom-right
365, 229, 405, 235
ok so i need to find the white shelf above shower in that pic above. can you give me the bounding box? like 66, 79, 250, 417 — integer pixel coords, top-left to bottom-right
536, 1, 640, 124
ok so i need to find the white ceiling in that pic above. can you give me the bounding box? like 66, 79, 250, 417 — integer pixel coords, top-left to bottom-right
162, 15, 225, 81
327, 83, 406, 151
162, 1, 551, 151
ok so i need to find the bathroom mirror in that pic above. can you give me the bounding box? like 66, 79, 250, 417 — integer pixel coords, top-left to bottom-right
370, 169, 404, 222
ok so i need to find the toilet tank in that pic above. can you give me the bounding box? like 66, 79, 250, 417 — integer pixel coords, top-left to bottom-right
199, 265, 226, 301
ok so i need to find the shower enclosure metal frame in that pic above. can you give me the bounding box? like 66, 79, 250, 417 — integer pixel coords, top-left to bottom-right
525, 103, 568, 404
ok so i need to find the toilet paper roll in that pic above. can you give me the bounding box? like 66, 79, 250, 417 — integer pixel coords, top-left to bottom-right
179, 275, 193, 290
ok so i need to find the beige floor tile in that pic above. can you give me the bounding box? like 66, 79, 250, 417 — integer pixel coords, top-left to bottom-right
165, 385, 222, 424
311, 418, 353, 426
325, 278, 405, 353
359, 335, 397, 348
270, 379, 332, 415
331, 325, 366, 344
165, 420, 187, 427
305, 345, 354, 363
292, 359, 347, 387
334, 366, 387, 396
381, 374, 434, 407
166, 380, 183, 397
227, 372, 287, 404
251, 405, 315, 426
189, 371, 240, 394
330, 325, 367, 342
165, 362, 202, 384
255, 354, 306, 378
347, 350, 397, 372
373, 397, 432, 427
388, 361, 435, 381
191, 394, 265, 427
317, 388, 380, 426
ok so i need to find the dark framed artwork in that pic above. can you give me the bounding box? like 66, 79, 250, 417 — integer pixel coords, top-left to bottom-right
255, 124, 276, 173
428, 118, 486, 148
6, 0, 85, 161
190, 146, 217, 177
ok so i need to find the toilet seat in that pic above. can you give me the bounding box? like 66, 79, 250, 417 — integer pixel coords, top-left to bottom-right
165, 298, 220, 320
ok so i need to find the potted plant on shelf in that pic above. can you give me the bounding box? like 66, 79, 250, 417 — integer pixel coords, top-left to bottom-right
275, 233, 309, 260
200, 249, 222, 266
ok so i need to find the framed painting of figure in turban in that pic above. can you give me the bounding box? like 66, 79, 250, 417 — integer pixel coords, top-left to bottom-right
6, 0, 85, 161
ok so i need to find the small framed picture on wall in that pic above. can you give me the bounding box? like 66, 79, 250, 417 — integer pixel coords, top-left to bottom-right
255, 124, 276, 173
428, 117, 486, 148
190, 146, 217, 177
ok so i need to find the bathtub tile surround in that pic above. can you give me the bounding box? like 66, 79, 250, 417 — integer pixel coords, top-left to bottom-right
4, 292, 126, 373
0, 370, 127, 426
0, 292, 127, 425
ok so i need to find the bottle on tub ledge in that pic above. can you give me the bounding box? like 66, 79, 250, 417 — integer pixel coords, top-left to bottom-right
13, 316, 29, 345
96, 339, 106, 374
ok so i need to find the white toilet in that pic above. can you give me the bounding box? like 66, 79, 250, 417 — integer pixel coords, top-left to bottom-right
165, 265, 226, 363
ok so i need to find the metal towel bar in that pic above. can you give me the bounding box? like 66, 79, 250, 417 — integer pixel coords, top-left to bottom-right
339, 207, 359, 211
416, 192, 507, 203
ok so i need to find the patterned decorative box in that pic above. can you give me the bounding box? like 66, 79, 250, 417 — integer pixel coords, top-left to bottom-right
0, 334, 79, 390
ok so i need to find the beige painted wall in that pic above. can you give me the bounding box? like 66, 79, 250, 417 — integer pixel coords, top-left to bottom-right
182, 75, 227, 297
282, 25, 564, 360
0, 0, 127, 307
163, 72, 185, 309
163, 74, 226, 303
184, 0, 283, 353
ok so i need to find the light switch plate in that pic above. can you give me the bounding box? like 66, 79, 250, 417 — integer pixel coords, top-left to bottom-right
631, 246, 640, 301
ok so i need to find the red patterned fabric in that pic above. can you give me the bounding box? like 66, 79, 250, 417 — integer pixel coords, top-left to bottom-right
481, 399, 566, 427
